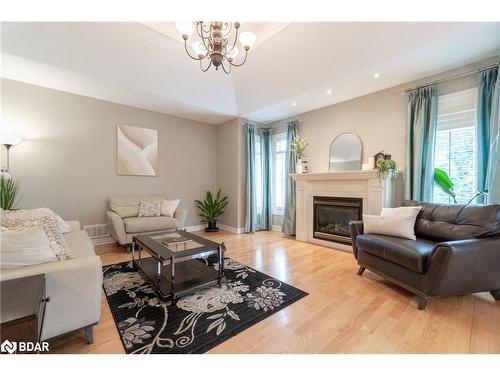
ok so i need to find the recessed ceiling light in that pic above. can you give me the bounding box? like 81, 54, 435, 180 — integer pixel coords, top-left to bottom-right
373, 73, 380, 78
292, 101, 297, 107
326, 88, 333, 95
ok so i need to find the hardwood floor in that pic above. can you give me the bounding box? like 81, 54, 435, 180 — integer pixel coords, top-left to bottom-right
48, 230, 500, 354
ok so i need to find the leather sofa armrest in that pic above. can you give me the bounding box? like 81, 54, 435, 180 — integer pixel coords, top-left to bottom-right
106, 210, 127, 245
349, 220, 364, 259
425, 237, 500, 296
174, 209, 187, 230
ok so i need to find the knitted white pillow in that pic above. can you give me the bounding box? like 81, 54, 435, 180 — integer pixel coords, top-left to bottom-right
138, 200, 161, 217
1, 214, 73, 260
160, 199, 180, 217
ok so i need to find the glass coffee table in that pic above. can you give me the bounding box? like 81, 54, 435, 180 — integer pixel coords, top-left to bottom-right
131, 230, 225, 300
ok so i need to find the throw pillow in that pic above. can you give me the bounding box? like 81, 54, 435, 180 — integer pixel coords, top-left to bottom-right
2, 207, 72, 234
362, 213, 419, 240
1, 214, 73, 260
0, 226, 58, 269
138, 200, 161, 217
160, 199, 180, 217
381, 206, 422, 221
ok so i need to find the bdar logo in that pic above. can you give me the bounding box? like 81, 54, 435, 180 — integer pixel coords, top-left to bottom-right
1, 340, 17, 354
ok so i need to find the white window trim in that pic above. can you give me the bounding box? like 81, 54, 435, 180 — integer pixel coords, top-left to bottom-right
272, 132, 287, 215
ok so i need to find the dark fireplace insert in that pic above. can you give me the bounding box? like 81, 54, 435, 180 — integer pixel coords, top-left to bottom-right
313, 196, 363, 244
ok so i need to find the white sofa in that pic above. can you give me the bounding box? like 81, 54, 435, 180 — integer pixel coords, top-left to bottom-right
106, 195, 187, 246
0, 221, 102, 343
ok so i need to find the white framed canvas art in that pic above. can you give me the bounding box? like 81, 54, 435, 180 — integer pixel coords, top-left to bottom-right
117, 125, 158, 176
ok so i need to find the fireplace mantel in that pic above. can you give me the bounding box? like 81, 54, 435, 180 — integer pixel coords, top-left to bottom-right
291, 170, 403, 251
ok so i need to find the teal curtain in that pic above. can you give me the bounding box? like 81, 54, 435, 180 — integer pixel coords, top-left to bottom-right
244, 123, 258, 233
282, 120, 299, 234
477, 67, 499, 203
259, 128, 273, 230
405, 85, 438, 202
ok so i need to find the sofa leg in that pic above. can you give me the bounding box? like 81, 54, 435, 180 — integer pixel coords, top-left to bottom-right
491, 290, 500, 301
357, 266, 366, 276
84, 325, 94, 344
417, 297, 428, 310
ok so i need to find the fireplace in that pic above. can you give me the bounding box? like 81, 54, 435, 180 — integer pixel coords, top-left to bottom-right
313, 196, 363, 244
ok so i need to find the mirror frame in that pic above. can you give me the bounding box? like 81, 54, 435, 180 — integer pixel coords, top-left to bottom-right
329, 132, 363, 171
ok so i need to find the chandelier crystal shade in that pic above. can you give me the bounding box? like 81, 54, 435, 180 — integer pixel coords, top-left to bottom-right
176, 21, 256, 74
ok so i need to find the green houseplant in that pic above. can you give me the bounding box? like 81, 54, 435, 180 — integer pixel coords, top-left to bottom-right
0, 175, 22, 210
194, 189, 229, 232
434, 168, 488, 204
377, 159, 398, 178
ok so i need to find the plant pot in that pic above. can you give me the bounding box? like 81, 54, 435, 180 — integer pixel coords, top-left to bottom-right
296, 158, 303, 173
205, 221, 219, 232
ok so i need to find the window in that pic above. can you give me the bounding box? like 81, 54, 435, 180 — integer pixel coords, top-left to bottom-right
433, 88, 478, 204
272, 133, 287, 214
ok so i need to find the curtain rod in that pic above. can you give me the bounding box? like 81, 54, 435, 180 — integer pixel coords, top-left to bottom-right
403, 62, 499, 94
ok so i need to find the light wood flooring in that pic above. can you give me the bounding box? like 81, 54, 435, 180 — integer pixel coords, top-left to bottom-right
49, 230, 500, 354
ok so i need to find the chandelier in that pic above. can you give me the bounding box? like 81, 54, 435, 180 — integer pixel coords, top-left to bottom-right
175, 21, 256, 74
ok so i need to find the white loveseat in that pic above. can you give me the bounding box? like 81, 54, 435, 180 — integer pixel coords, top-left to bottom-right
106, 195, 187, 246
0, 221, 102, 343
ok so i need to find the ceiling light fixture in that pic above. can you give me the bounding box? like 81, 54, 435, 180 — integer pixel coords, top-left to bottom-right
176, 21, 256, 74
373, 72, 381, 78
326, 88, 333, 95
292, 101, 297, 107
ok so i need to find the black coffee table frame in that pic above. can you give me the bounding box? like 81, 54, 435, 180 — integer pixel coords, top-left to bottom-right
131, 230, 225, 300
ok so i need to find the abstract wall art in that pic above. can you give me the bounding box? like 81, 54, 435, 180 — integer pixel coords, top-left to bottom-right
117, 125, 158, 176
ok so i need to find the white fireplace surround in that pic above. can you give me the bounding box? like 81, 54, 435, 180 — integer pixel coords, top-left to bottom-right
292, 170, 403, 251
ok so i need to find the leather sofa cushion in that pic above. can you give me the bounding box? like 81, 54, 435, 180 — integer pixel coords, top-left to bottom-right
405, 200, 500, 241
109, 195, 164, 218
123, 216, 177, 233
356, 234, 435, 273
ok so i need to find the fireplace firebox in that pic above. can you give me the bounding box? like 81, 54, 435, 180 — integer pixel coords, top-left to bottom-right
313, 196, 363, 244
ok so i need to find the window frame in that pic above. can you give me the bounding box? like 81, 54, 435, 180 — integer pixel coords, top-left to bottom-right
272, 132, 287, 215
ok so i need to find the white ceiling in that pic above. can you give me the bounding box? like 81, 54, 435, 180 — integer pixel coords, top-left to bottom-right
1, 22, 499, 125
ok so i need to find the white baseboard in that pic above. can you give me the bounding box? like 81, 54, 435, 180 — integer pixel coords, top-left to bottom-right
184, 224, 205, 232
272, 225, 282, 232
218, 224, 245, 234
90, 236, 116, 245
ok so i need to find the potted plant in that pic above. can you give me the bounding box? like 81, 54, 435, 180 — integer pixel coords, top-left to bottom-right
377, 159, 398, 178
291, 135, 308, 173
0, 175, 22, 210
194, 189, 229, 232
434, 168, 488, 204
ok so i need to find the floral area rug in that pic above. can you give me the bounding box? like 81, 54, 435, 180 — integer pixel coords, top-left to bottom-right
102, 256, 308, 354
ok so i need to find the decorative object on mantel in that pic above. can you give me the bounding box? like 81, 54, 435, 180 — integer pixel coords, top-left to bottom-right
291, 135, 309, 173
175, 21, 256, 74
329, 133, 362, 171
117, 125, 158, 176
377, 159, 398, 179
373, 151, 386, 169
194, 189, 229, 232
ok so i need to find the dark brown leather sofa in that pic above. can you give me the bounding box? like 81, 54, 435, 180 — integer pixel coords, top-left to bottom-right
349, 201, 500, 310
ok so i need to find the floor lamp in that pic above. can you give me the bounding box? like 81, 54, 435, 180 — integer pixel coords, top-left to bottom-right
0, 134, 22, 177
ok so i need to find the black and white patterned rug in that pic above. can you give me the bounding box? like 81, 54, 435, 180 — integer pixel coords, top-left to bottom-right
102, 256, 308, 354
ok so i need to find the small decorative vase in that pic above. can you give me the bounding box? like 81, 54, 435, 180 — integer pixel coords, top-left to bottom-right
296, 158, 303, 173
206, 221, 219, 232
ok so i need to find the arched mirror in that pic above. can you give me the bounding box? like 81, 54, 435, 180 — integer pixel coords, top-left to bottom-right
329, 133, 362, 171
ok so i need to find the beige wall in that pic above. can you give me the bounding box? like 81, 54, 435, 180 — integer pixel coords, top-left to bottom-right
273, 57, 498, 174
215, 118, 246, 229
268, 56, 498, 226
1, 78, 217, 227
